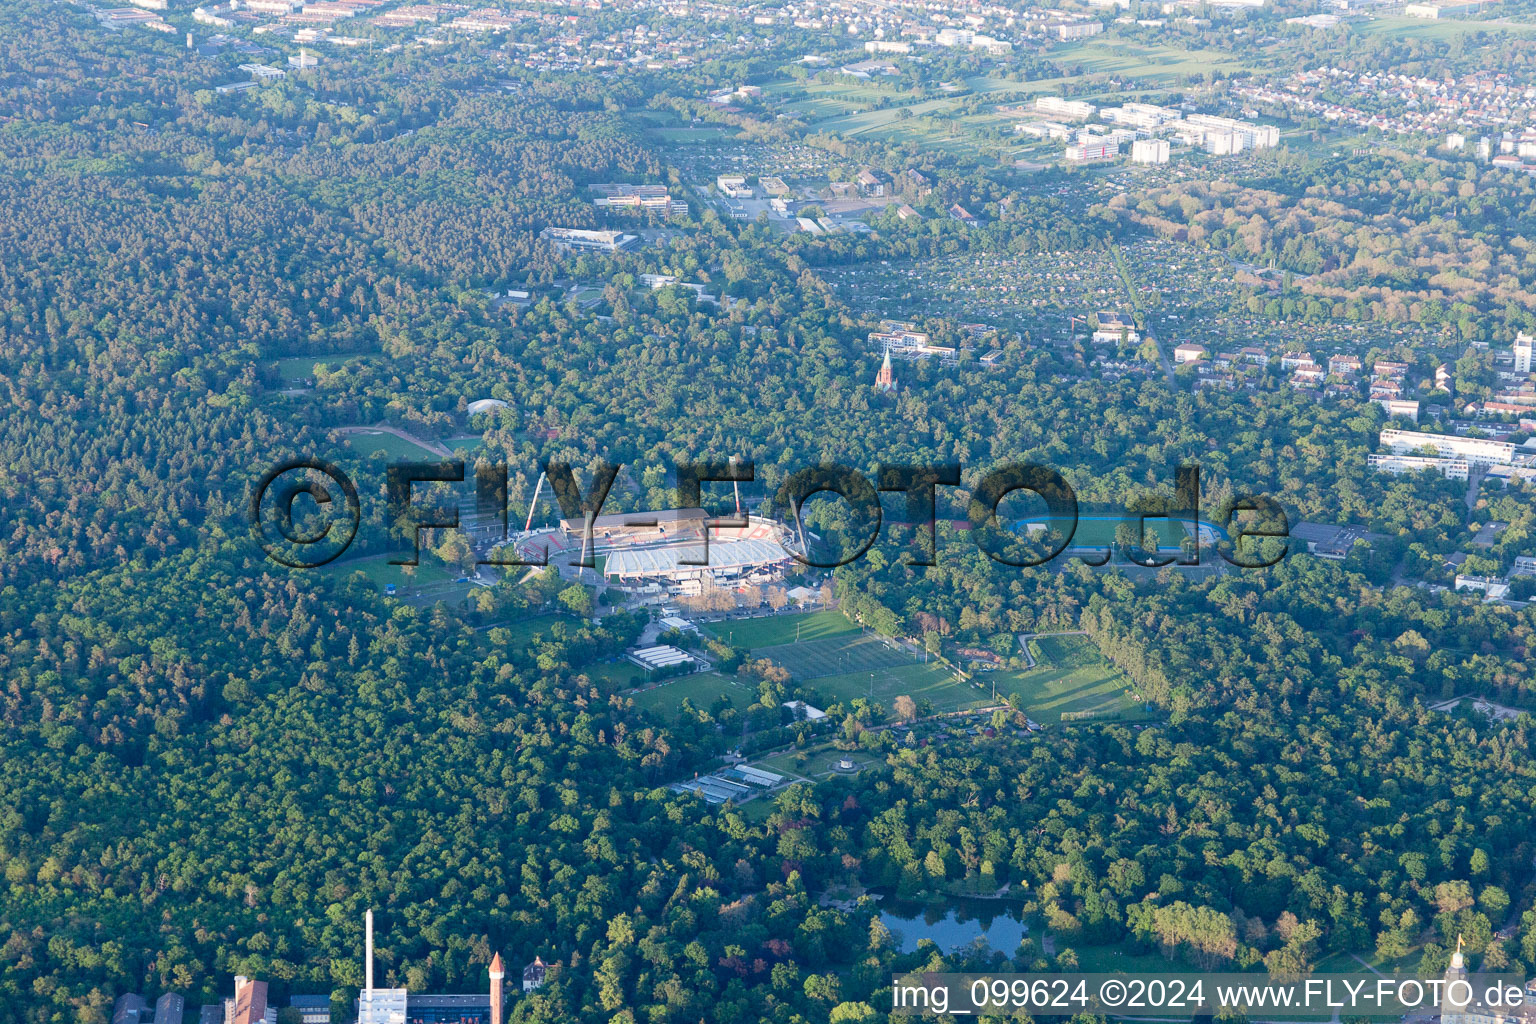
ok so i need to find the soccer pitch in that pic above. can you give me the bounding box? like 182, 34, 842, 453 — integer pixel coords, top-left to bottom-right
754, 632, 914, 680
814, 662, 994, 715
704, 610, 858, 650
1000, 635, 1147, 724
755, 632, 994, 716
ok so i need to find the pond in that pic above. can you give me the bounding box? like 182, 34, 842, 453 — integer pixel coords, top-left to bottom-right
878, 896, 1030, 954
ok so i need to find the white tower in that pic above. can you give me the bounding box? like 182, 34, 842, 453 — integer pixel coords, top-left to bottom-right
357, 910, 407, 1024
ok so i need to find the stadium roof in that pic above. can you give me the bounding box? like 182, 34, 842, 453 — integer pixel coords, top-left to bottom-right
603, 537, 789, 577
562, 507, 710, 532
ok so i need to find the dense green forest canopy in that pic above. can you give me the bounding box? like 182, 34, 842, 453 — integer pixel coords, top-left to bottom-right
2, 1, 1536, 1022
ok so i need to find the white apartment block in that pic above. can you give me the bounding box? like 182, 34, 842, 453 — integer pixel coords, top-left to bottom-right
1379, 428, 1524, 468
1034, 96, 1096, 120
1131, 139, 1170, 164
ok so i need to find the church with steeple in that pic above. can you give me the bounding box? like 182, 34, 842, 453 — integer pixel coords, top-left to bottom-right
874, 342, 897, 393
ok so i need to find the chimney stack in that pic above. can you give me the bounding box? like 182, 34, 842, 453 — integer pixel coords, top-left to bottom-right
365, 910, 374, 993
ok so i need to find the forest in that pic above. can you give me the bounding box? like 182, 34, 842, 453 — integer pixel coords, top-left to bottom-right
2, 0, 1536, 1022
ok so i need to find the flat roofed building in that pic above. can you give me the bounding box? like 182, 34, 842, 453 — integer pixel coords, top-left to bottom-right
1380, 428, 1524, 467
1367, 453, 1471, 480
735, 765, 785, 785
603, 538, 791, 581
356, 990, 407, 1024
627, 645, 697, 672
540, 227, 635, 253
288, 996, 330, 1024
405, 994, 492, 1024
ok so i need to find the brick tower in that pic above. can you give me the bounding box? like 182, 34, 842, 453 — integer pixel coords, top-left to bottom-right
489, 953, 504, 1024
875, 342, 897, 393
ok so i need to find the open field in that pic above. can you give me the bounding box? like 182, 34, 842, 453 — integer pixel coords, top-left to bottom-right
753, 744, 866, 780
272, 351, 377, 379
1046, 39, 1261, 82
813, 661, 993, 716
705, 610, 857, 650
342, 430, 443, 461
1016, 516, 1192, 549
488, 613, 589, 648
997, 634, 1145, 724
1355, 14, 1536, 38
324, 552, 454, 589
628, 671, 756, 714
756, 631, 916, 680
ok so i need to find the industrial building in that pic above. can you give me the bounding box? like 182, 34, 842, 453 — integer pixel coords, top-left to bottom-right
539, 227, 636, 253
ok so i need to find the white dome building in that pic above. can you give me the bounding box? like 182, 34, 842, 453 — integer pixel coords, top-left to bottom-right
466, 398, 510, 416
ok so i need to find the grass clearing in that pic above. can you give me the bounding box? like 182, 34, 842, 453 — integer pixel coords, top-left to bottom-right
343, 430, 443, 461
487, 613, 589, 649
756, 632, 915, 680
705, 610, 857, 650
628, 671, 756, 714
813, 661, 992, 716
996, 634, 1145, 724
273, 352, 377, 379
753, 744, 865, 780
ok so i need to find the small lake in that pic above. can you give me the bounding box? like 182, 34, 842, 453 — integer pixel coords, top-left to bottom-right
878, 897, 1029, 954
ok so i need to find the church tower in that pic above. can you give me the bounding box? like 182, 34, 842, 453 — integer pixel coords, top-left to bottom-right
489, 953, 504, 1024
875, 342, 897, 393
1441, 934, 1470, 1024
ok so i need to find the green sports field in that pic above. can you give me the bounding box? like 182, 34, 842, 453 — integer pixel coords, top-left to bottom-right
754, 632, 914, 680
997, 634, 1147, 724
343, 430, 443, 461
628, 672, 756, 715
812, 661, 993, 716
704, 610, 857, 650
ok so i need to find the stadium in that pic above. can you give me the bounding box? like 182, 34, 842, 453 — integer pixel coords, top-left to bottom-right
515, 506, 798, 595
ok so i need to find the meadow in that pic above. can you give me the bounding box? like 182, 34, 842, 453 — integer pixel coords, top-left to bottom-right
704, 609, 858, 649
997, 634, 1146, 724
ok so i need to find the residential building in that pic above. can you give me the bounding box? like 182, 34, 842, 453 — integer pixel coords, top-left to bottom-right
1516, 331, 1533, 373
522, 958, 548, 994
855, 168, 885, 197
1380, 399, 1421, 422
1367, 453, 1470, 480
1379, 428, 1525, 468
1329, 354, 1362, 376
1034, 96, 1095, 120
1053, 21, 1103, 39
1130, 138, 1170, 164
1511, 555, 1536, 576
1174, 343, 1206, 364
1455, 575, 1511, 600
